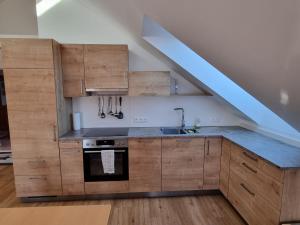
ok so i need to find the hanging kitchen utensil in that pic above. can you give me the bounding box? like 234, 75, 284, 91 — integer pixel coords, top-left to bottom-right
117, 97, 123, 119
108, 96, 113, 115
114, 96, 118, 116
101, 96, 106, 118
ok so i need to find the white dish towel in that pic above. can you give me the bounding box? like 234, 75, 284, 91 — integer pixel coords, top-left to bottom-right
101, 150, 115, 174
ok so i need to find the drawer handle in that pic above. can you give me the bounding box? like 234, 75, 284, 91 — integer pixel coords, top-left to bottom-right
240, 183, 255, 196
80, 79, 84, 95
53, 125, 57, 142
243, 151, 258, 162
29, 177, 47, 181
242, 162, 257, 174
176, 139, 192, 143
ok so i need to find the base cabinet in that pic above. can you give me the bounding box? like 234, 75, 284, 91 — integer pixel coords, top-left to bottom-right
203, 137, 222, 190
219, 139, 231, 196
129, 138, 162, 192
60, 140, 84, 196
162, 137, 205, 191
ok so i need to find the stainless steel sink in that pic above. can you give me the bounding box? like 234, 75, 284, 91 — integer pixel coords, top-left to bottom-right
160, 128, 187, 135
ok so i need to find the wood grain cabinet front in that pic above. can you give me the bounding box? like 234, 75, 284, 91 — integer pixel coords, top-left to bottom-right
1, 39, 72, 197
60, 140, 84, 196
129, 138, 162, 192
128, 71, 174, 96
219, 138, 231, 196
84, 45, 128, 93
162, 137, 205, 191
60, 44, 85, 97
203, 137, 222, 190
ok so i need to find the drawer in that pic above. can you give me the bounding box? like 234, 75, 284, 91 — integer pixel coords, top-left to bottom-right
59, 140, 82, 149
230, 152, 283, 210
231, 143, 284, 182
85, 181, 129, 194
15, 175, 62, 197
13, 158, 61, 176
228, 170, 280, 225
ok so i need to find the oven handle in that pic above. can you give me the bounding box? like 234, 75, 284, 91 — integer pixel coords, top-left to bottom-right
84, 150, 126, 153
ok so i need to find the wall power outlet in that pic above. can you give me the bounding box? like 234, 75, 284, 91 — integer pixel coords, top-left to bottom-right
134, 117, 148, 123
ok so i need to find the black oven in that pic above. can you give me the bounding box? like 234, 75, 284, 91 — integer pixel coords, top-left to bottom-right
83, 139, 128, 182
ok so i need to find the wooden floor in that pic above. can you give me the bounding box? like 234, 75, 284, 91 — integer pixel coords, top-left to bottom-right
0, 165, 245, 225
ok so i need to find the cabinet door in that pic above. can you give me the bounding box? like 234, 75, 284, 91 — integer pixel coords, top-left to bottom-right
220, 139, 231, 197
128, 71, 172, 96
129, 138, 161, 192
61, 44, 85, 97
203, 137, 222, 189
162, 137, 204, 191
84, 45, 128, 91
4, 69, 59, 159
1, 39, 54, 69
60, 140, 84, 195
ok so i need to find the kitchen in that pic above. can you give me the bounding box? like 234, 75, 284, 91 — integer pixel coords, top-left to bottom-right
1, 1, 300, 225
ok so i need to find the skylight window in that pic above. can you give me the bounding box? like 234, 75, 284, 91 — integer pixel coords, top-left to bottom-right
36, 0, 61, 17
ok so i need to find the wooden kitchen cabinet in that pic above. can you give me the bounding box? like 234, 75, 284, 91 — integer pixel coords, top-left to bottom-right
219, 138, 231, 196
60, 140, 84, 195
227, 142, 300, 225
128, 71, 174, 96
162, 137, 205, 191
84, 44, 128, 93
61, 44, 86, 97
129, 138, 162, 192
203, 137, 222, 190
2, 39, 72, 197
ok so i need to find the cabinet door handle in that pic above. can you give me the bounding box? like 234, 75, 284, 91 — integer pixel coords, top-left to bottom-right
53, 125, 57, 142
207, 140, 210, 155
240, 183, 255, 196
80, 79, 84, 95
243, 151, 258, 162
242, 162, 257, 174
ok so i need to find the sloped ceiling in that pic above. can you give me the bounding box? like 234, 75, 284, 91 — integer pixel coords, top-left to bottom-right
82, 0, 300, 132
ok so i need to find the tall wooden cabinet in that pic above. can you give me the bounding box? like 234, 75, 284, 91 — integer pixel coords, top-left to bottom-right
162, 137, 205, 191
1, 39, 72, 197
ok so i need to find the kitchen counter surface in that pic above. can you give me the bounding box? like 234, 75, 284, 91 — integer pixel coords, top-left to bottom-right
60, 126, 300, 169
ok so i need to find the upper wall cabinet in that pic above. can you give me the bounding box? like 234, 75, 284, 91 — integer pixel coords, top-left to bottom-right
1, 39, 54, 69
84, 44, 129, 94
128, 71, 174, 96
61, 44, 86, 97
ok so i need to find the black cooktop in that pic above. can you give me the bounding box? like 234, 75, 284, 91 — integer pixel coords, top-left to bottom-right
83, 128, 129, 137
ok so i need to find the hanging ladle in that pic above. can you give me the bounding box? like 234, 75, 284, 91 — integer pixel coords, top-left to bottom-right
117, 97, 123, 119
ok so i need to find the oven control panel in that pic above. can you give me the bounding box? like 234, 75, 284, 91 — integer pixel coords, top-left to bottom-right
83, 138, 128, 149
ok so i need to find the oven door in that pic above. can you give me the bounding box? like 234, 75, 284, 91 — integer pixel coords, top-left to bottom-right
83, 148, 128, 182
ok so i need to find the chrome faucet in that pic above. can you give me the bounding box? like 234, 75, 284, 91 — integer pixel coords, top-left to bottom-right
174, 108, 185, 128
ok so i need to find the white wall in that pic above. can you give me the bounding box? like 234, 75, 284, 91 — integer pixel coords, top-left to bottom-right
73, 96, 241, 128
37, 0, 243, 129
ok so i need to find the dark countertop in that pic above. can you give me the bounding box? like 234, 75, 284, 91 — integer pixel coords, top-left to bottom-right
60, 126, 300, 169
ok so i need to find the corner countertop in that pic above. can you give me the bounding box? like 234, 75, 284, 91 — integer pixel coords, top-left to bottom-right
60, 126, 300, 169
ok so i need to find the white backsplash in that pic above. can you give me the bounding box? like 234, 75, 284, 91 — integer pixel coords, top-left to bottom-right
72, 96, 242, 128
